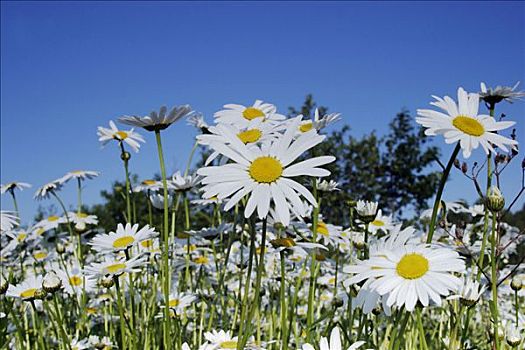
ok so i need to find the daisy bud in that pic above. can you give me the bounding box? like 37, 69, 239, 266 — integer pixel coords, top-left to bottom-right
486, 186, 505, 212
506, 326, 522, 347
42, 272, 62, 293
510, 276, 522, 291
461, 162, 468, 174
56, 243, 66, 254
0, 276, 8, 295
33, 288, 47, 300
75, 221, 87, 233
101, 276, 114, 288
121, 151, 131, 161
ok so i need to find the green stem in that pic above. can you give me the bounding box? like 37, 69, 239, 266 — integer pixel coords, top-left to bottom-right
416, 309, 428, 350
154, 130, 171, 349
120, 142, 132, 223
114, 277, 127, 350
76, 178, 82, 214
306, 182, 320, 342
426, 143, 461, 243
490, 213, 500, 350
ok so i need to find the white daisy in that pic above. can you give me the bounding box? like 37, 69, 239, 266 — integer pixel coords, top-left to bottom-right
316, 179, 339, 192
0, 211, 19, 232
170, 171, 202, 192
213, 100, 286, 128
416, 87, 518, 158
133, 179, 163, 193
119, 104, 195, 131
297, 108, 341, 134
68, 212, 98, 231
197, 116, 335, 226
162, 291, 198, 315
84, 255, 148, 278
34, 181, 63, 200
302, 327, 365, 350
89, 223, 158, 253
355, 200, 378, 219
345, 244, 465, 311
187, 112, 209, 131
6, 274, 44, 301
448, 278, 486, 306
0, 182, 31, 194
58, 170, 99, 184
97, 120, 145, 152
367, 209, 395, 235
480, 81, 525, 104
35, 215, 66, 232
203, 329, 239, 350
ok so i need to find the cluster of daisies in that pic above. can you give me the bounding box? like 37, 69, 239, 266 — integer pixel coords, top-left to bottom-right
1, 81, 524, 350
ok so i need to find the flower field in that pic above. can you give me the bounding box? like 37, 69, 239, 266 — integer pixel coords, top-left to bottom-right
0, 84, 524, 350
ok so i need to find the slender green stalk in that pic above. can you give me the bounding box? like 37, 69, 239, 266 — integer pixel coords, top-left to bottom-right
114, 277, 127, 350
279, 250, 288, 350
76, 178, 82, 214
490, 213, 500, 350
154, 130, 171, 349
120, 142, 132, 223
306, 182, 320, 342
426, 143, 461, 243
416, 309, 428, 350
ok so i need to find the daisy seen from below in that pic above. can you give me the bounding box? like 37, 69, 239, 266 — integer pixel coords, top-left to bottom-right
0, 182, 31, 194
197, 116, 335, 226
345, 243, 465, 311
479, 81, 525, 104
85, 255, 148, 278
6, 274, 43, 301
416, 87, 518, 158
89, 223, 158, 253
0, 211, 19, 232
302, 327, 365, 350
297, 108, 341, 134
213, 100, 286, 128
119, 104, 195, 131
34, 181, 63, 200
97, 120, 145, 152
58, 170, 99, 184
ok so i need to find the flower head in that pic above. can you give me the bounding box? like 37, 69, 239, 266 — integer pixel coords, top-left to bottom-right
0, 182, 31, 194
480, 81, 525, 104
34, 181, 63, 200
98, 120, 145, 152
119, 104, 195, 131
90, 223, 158, 253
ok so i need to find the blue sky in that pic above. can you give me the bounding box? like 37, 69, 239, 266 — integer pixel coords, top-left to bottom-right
1, 1, 524, 222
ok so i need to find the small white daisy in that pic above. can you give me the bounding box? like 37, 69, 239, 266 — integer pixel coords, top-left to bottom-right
0, 211, 19, 232
97, 120, 145, 152
6, 274, 43, 301
85, 255, 148, 278
119, 104, 195, 131
416, 87, 518, 158
34, 181, 63, 200
213, 100, 286, 128
170, 171, 202, 192
302, 327, 365, 350
58, 170, 99, 184
89, 223, 158, 253
480, 81, 525, 104
0, 182, 31, 194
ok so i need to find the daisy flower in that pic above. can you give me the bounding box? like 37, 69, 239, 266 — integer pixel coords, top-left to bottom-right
134, 179, 163, 193
187, 112, 209, 131
345, 243, 465, 311
197, 116, 335, 226
1, 211, 19, 232
85, 255, 148, 278
89, 223, 158, 253
68, 212, 98, 231
6, 274, 44, 301
270, 237, 327, 255
367, 209, 395, 235
213, 100, 286, 128
480, 81, 525, 104
170, 171, 202, 192
55, 261, 96, 296
203, 330, 240, 350
302, 327, 365, 350
316, 179, 339, 192
0, 182, 31, 194
119, 104, 195, 131
297, 108, 341, 134
58, 170, 99, 184
35, 215, 66, 232
162, 291, 198, 315
149, 193, 173, 210
97, 120, 145, 152
34, 181, 63, 200
448, 278, 486, 306
416, 87, 518, 158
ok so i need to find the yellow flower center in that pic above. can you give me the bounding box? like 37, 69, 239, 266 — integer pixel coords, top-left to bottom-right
47, 216, 60, 222
237, 128, 262, 144
317, 222, 329, 236
299, 122, 314, 133
86, 307, 97, 314
113, 236, 135, 249
17, 233, 27, 242
140, 239, 153, 248
36, 228, 45, 236
34, 251, 48, 260
271, 237, 296, 248
69, 275, 82, 286
72, 170, 84, 175
242, 107, 265, 121
169, 299, 180, 308
105, 263, 126, 274
396, 253, 429, 279
142, 179, 157, 185
452, 116, 485, 137
20, 288, 37, 299
371, 219, 384, 227
219, 341, 238, 349
193, 256, 209, 264
249, 156, 283, 183
77, 212, 88, 218
115, 131, 128, 140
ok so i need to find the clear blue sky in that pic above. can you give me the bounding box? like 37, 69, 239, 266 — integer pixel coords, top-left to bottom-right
1, 1, 524, 222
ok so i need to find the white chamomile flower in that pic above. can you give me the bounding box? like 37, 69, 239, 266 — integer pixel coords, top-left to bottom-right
58, 170, 99, 184
34, 181, 63, 200
35, 215, 66, 232
134, 179, 163, 193
480, 81, 525, 104
69, 212, 98, 231
119, 104, 195, 131
345, 244, 465, 311
0, 182, 31, 194
187, 112, 209, 131
298, 108, 341, 134
97, 120, 145, 152
355, 200, 378, 220
69, 337, 90, 350
203, 329, 240, 350
149, 193, 173, 210
163, 291, 198, 315
89, 223, 158, 253
448, 278, 486, 306
213, 100, 286, 128
85, 255, 148, 278
1, 211, 19, 232
170, 171, 202, 192
197, 116, 335, 226
416, 87, 518, 158
6, 274, 43, 301
302, 327, 365, 350
316, 179, 339, 192
367, 209, 395, 235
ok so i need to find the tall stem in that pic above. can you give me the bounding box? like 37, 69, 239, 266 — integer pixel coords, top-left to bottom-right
120, 142, 132, 223
154, 130, 171, 349
426, 143, 461, 243
76, 178, 82, 214
490, 213, 500, 350
306, 182, 320, 342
